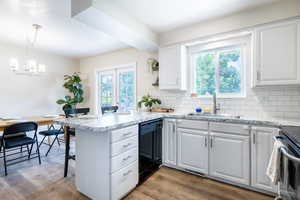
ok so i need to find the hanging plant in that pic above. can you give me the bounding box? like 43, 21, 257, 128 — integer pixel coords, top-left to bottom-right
147, 58, 159, 73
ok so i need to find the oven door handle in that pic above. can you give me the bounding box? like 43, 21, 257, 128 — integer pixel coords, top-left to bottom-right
274, 136, 300, 163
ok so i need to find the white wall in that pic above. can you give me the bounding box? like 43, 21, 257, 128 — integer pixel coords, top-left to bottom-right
79, 48, 158, 114
0, 42, 79, 117
79, 0, 300, 120
160, 0, 300, 46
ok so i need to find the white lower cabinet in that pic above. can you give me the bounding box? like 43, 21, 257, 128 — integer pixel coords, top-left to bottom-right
163, 119, 278, 194
163, 119, 177, 166
251, 126, 279, 192
209, 132, 250, 185
111, 161, 138, 200
177, 128, 208, 174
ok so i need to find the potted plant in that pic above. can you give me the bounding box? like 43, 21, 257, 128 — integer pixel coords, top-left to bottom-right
56, 72, 84, 111
138, 94, 161, 112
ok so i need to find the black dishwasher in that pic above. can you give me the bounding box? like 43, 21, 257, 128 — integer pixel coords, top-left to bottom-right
139, 119, 163, 184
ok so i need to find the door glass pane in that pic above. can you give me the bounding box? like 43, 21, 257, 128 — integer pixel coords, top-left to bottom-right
100, 74, 113, 107
118, 71, 135, 111
194, 51, 216, 95
219, 49, 241, 94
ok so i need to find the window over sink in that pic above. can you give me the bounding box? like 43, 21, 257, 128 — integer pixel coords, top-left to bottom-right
189, 35, 249, 98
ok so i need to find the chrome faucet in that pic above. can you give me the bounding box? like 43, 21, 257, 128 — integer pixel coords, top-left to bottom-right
213, 93, 220, 114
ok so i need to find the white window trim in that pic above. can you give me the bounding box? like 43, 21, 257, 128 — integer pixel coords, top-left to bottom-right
95, 63, 137, 114
188, 36, 250, 99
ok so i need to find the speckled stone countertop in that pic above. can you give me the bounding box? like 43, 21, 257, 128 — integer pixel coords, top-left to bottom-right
55, 112, 300, 132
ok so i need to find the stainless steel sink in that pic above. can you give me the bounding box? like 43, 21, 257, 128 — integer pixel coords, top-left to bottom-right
187, 113, 241, 119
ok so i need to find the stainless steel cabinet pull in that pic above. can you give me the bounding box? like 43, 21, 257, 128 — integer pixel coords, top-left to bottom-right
123, 143, 131, 148
172, 124, 175, 133
205, 137, 207, 147
210, 137, 213, 148
122, 155, 131, 161
123, 170, 132, 177
123, 132, 131, 137
253, 133, 256, 144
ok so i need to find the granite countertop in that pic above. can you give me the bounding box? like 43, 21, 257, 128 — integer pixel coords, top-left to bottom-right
55, 112, 300, 132
55, 112, 164, 132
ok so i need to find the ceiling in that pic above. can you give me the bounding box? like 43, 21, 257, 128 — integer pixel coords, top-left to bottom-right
0, 0, 280, 58
0, 0, 128, 58
111, 0, 280, 32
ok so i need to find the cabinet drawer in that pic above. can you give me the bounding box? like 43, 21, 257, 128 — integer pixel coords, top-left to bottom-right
111, 125, 138, 143
210, 122, 250, 135
111, 136, 138, 157
177, 120, 208, 130
111, 148, 137, 173
111, 161, 138, 200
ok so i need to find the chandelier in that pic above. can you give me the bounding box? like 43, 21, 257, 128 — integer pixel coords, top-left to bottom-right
10, 24, 46, 75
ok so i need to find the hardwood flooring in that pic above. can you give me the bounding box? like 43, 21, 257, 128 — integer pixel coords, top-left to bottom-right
125, 167, 274, 200
0, 141, 273, 200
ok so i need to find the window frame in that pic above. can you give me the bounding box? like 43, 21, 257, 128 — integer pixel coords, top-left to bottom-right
188, 36, 248, 98
96, 63, 137, 114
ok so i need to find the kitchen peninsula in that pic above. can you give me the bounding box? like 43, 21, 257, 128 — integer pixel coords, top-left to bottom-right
56, 112, 163, 200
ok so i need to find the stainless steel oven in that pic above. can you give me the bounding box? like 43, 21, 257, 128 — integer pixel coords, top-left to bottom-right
277, 127, 300, 200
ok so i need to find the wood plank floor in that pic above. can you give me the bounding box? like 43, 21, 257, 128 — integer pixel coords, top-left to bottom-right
0, 141, 273, 200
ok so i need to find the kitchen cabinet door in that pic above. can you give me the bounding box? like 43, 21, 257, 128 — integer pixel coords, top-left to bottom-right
251, 126, 279, 192
177, 128, 208, 174
159, 44, 187, 90
253, 20, 300, 86
162, 119, 177, 166
209, 132, 250, 185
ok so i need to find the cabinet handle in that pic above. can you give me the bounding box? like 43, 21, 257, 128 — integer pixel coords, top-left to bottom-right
210, 137, 213, 148
123, 170, 132, 177
257, 70, 261, 81
122, 155, 131, 161
123, 143, 131, 148
123, 132, 132, 137
205, 137, 207, 147
253, 133, 256, 144
172, 124, 175, 133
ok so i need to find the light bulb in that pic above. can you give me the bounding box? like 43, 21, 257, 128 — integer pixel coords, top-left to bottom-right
10, 58, 19, 72
38, 64, 46, 73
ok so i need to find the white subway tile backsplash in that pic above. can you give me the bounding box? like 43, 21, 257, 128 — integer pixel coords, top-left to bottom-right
154, 86, 300, 120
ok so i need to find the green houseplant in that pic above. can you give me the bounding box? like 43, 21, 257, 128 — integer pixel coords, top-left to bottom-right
56, 72, 84, 110
138, 94, 161, 111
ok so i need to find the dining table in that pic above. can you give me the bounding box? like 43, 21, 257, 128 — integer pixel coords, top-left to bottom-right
0, 116, 63, 132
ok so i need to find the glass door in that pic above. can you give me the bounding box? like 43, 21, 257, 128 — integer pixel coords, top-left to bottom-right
98, 65, 136, 114
117, 68, 136, 112
99, 70, 116, 107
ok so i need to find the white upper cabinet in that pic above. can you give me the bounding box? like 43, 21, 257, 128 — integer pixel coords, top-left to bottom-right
251, 126, 279, 192
159, 44, 187, 90
253, 20, 300, 86
177, 128, 209, 174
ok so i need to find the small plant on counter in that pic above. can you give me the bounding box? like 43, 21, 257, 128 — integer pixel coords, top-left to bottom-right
138, 94, 161, 111
56, 72, 84, 110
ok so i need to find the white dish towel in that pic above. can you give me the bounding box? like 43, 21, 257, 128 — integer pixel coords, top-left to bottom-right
266, 139, 284, 185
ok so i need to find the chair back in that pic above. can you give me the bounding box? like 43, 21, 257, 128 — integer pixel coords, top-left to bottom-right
101, 106, 118, 114
64, 108, 90, 118
3, 122, 38, 137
